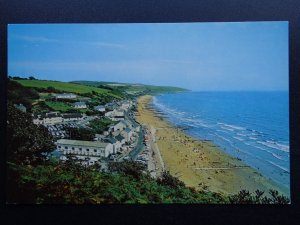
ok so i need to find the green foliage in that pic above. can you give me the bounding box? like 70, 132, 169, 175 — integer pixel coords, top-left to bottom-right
65, 127, 96, 141
108, 161, 147, 180
15, 79, 123, 98
88, 118, 115, 134
7, 156, 290, 204
157, 171, 185, 188
71, 80, 189, 95
229, 189, 290, 204
6, 159, 228, 204
45, 101, 72, 112
32, 101, 53, 113
6, 103, 55, 165
8, 79, 40, 111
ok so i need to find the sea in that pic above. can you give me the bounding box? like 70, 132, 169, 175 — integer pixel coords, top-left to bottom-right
151, 91, 290, 188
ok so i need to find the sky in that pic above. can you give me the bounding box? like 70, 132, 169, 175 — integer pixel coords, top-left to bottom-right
8, 22, 288, 91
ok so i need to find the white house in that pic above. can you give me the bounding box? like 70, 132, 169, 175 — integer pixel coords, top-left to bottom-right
121, 120, 133, 129
55, 93, 77, 99
33, 112, 63, 125
62, 113, 83, 122
132, 123, 140, 132
105, 109, 125, 121
55, 139, 114, 163
74, 102, 87, 109
94, 105, 106, 112
14, 103, 27, 113
121, 128, 134, 142
120, 101, 132, 111
108, 121, 127, 133
103, 137, 122, 154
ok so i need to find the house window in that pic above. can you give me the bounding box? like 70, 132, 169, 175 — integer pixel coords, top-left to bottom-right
86, 149, 89, 151
94, 149, 97, 152
58, 146, 61, 148
65, 146, 68, 149
72, 147, 75, 150
79, 148, 82, 150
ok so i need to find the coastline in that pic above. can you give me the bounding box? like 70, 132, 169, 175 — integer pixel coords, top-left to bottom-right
136, 95, 289, 196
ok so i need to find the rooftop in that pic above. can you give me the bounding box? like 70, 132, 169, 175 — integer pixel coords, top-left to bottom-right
74, 102, 86, 106
56, 139, 109, 148
56, 93, 76, 96
124, 128, 131, 133
62, 113, 82, 119
115, 134, 124, 142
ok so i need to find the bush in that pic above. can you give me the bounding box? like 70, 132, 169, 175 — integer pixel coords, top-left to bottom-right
229, 189, 290, 204
108, 161, 147, 180
7, 103, 55, 165
65, 127, 96, 141
88, 118, 115, 134
157, 171, 185, 188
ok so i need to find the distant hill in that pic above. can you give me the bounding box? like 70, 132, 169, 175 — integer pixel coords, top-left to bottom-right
15, 79, 123, 98
71, 80, 189, 95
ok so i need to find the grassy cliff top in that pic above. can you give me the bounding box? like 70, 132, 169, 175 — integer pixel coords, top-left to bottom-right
15, 79, 123, 98
71, 80, 189, 95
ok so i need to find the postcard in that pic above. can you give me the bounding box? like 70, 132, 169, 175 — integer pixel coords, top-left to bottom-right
6, 22, 290, 204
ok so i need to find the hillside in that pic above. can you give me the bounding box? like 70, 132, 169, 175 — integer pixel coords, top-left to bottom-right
71, 80, 189, 96
10, 79, 125, 113
15, 79, 123, 99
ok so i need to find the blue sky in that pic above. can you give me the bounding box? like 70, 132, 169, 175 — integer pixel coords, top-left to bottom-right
8, 22, 288, 91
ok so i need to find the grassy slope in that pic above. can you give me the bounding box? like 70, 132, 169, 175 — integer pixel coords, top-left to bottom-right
71, 80, 189, 94
15, 80, 122, 98
44, 101, 72, 112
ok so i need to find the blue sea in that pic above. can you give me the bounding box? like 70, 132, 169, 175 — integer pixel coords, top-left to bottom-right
152, 91, 290, 188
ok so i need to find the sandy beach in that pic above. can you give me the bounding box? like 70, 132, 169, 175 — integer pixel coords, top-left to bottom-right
135, 95, 289, 196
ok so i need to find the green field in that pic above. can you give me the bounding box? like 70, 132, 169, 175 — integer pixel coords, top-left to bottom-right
45, 101, 72, 112
15, 80, 122, 98
71, 80, 189, 95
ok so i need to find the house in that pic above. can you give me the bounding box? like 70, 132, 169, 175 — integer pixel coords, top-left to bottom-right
121, 128, 133, 142
114, 134, 126, 145
77, 97, 91, 102
14, 103, 26, 113
120, 101, 132, 111
132, 123, 140, 132
105, 102, 118, 111
94, 134, 106, 141
108, 121, 127, 132
55, 93, 77, 99
121, 120, 133, 129
112, 115, 125, 121
55, 139, 114, 164
33, 112, 63, 125
105, 109, 125, 121
62, 113, 83, 122
103, 136, 122, 154
74, 102, 87, 109
94, 105, 106, 112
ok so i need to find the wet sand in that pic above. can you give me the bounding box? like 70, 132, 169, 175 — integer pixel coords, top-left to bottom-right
136, 95, 289, 196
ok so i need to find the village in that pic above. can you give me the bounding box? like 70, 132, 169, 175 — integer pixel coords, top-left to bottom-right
17, 92, 160, 177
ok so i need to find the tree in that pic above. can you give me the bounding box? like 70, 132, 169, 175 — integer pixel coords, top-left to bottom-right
28, 76, 37, 80
88, 118, 115, 134
7, 103, 55, 165
46, 86, 57, 93
66, 127, 95, 141
108, 161, 146, 180
157, 171, 185, 188
8, 79, 40, 111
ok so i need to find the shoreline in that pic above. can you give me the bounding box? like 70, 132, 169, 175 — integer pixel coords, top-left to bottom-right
135, 95, 289, 196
